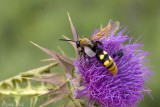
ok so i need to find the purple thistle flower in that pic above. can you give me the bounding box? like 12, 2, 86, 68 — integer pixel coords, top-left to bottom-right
74, 27, 152, 107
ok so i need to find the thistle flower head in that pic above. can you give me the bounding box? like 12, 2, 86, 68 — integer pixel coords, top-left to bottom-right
74, 27, 152, 107
30, 13, 153, 107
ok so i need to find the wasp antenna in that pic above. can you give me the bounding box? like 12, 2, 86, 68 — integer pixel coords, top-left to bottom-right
59, 39, 76, 42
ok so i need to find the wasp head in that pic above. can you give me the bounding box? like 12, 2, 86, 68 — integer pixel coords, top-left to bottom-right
76, 41, 80, 48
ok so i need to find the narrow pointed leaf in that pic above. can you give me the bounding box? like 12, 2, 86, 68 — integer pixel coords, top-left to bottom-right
31, 42, 74, 77
21, 62, 59, 77
62, 96, 82, 107
67, 12, 80, 60
67, 12, 78, 41
33, 96, 38, 107
30, 97, 38, 107
72, 75, 81, 88
40, 73, 60, 77
30, 41, 58, 61
58, 54, 74, 65
62, 96, 75, 107
62, 35, 77, 53
30, 42, 74, 65
56, 55, 74, 77
74, 100, 82, 107
28, 73, 65, 86
57, 46, 66, 56
15, 96, 21, 107
41, 81, 71, 97
41, 58, 56, 62
40, 94, 66, 107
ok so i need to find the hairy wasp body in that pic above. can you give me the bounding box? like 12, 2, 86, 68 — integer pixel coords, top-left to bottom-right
78, 38, 119, 75
60, 19, 123, 75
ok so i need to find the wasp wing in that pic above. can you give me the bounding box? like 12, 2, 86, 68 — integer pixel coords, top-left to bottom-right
108, 20, 120, 35
91, 20, 120, 40
84, 46, 96, 57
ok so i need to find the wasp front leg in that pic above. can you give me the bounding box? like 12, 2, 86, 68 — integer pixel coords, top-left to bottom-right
84, 53, 86, 66
83, 54, 91, 69
78, 50, 83, 55
113, 51, 124, 58
80, 45, 87, 68
88, 56, 91, 68
78, 50, 85, 65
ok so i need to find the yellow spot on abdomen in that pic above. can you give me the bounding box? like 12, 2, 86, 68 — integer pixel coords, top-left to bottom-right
109, 56, 113, 61
104, 60, 109, 66
100, 55, 104, 60
103, 51, 108, 55
104, 60, 113, 67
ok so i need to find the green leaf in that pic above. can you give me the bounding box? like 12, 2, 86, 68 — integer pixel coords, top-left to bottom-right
0, 63, 58, 88
0, 63, 59, 106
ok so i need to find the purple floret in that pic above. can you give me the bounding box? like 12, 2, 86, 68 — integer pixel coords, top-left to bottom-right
74, 27, 152, 107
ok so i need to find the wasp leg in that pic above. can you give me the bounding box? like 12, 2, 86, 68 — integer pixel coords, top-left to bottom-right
78, 50, 83, 54
78, 50, 83, 64
84, 53, 87, 68
113, 51, 124, 58
83, 51, 91, 69
88, 56, 91, 69
80, 45, 87, 68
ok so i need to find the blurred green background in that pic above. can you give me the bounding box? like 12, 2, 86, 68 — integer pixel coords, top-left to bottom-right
0, 0, 159, 107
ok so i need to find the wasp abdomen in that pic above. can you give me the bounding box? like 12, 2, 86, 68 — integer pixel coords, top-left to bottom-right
96, 50, 117, 75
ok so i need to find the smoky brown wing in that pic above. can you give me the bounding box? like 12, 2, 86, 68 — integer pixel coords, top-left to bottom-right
84, 46, 96, 57
109, 20, 120, 35
91, 20, 120, 40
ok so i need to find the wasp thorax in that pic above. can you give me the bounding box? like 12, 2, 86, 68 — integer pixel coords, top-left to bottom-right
80, 38, 93, 47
